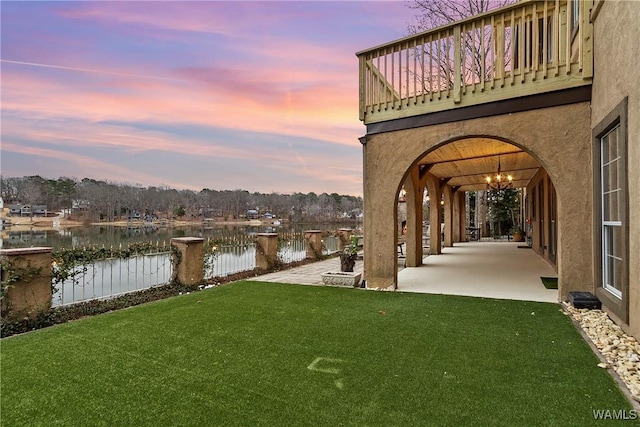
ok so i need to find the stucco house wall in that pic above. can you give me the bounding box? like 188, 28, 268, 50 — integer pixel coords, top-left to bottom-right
363, 102, 593, 299
525, 168, 557, 269
590, 0, 640, 339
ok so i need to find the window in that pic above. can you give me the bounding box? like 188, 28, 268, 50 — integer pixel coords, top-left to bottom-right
593, 98, 628, 322
601, 125, 623, 297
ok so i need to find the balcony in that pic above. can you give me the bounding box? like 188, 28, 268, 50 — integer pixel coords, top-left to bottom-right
357, 0, 593, 125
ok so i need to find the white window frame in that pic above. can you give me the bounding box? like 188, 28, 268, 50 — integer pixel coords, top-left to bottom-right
593, 98, 628, 323
600, 125, 622, 299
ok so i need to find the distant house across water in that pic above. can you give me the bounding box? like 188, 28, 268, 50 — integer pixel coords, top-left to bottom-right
8, 204, 47, 216
9, 205, 21, 216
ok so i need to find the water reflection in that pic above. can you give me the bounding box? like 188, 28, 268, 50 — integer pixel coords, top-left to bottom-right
1, 223, 350, 250
19, 223, 347, 306
54, 253, 172, 307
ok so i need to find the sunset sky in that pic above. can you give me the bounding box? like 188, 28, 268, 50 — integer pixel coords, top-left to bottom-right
1, 1, 417, 196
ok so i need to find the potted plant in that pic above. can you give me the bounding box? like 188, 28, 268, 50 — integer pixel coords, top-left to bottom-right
511, 227, 525, 242
339, 236, 359, 272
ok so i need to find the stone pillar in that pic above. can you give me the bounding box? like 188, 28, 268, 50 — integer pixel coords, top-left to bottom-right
457, 191, 467, 242
336, 228, 352, 252
362, 137, 396, 290
443, 185, 453, 247
170, 237, 204, 287
452, 190, 462, 243
404, 169, 424, 267
543, 175, 552, 256
425, 175, 443, 255
255, 233, 279, 270
305, 230, 324, 259
478, 190, 487, 237
0, 247, 52, 319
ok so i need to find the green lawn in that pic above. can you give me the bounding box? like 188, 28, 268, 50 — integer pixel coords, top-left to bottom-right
541, 277, 559, 289
1, 281, 634, 426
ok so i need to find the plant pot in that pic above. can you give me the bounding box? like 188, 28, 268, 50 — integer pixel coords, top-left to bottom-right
340, 253, 356, 272
512, 231, 524, 242
321, 271, 362, 287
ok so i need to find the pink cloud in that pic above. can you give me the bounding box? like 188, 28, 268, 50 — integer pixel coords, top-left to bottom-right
0, 141, 196, 189
2, 64, 363, 153
56, 2, 238, 38
1, 1, 421, 195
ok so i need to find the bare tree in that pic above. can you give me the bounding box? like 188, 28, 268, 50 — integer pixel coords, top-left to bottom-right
408, 0, 516, 29
406, 0, 516, 89
21, 178, 45, 218
1, 176, 21, 204
3, 176, 363, 223
406, 0, 519, 238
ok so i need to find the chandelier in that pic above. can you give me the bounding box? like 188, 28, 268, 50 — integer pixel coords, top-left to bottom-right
485, 158, 513, 190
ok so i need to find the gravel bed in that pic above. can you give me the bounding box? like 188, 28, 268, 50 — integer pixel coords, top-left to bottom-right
563, 302, 640, 403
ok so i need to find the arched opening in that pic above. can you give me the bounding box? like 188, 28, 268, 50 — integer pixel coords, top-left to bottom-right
362, 102, 592, 297
392, 136, 561, 301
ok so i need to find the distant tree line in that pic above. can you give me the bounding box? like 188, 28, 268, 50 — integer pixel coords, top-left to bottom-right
0, 176, 363, 223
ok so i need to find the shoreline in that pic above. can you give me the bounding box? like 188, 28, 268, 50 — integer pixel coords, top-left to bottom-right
0, 208, 360, 235
0, 215, 356, 234
0, 218, 274, 231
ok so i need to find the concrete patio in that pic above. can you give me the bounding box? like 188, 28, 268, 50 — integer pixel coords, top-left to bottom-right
398, 241, 558, 303
249, 241, 559, 303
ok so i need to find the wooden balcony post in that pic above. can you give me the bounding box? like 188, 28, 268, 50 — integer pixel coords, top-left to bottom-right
359, 55, 366, 121
494, 16, 505, 84
356, 0, 593, 125
580, 0, 593, 78
453, 25, 462, 103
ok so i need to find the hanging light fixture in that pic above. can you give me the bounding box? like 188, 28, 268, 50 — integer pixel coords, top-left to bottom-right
485, 157, 513, 190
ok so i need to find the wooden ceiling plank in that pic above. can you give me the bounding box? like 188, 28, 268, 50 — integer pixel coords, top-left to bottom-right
421, 149, 524, 165
436, 166, 540, 179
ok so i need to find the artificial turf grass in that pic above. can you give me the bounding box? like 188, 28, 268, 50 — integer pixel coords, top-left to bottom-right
541, 276, 559, 289
1, 281, 634, 426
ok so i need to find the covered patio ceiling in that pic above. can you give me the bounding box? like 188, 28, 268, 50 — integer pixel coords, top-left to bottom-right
418, 138, 541, 192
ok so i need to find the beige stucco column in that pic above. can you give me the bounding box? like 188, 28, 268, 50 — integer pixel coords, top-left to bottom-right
362, 138, 398, 290
443, 185, 453, 247
305, 230, 324, 259
255, 233, 279, 270
425, 174, 443, 255
170, 237, 205, 287
404, 168, 424, 267
0, 247, 52, 319
453, 191, 465, 242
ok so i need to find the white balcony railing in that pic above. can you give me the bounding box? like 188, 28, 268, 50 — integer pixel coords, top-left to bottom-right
357, 0, 593, 124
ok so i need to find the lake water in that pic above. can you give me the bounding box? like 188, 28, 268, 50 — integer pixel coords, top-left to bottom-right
53, 252, 174, 307
1, 222, 357, 250
3, 221, 355, 307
